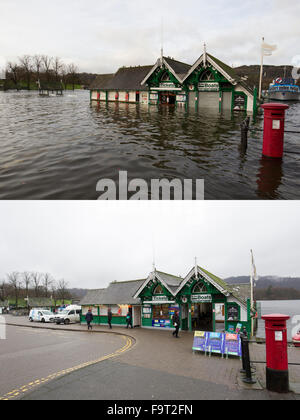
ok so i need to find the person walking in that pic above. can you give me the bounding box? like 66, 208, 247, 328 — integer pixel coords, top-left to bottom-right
172, 310, 180, 338
108, 308, 112, 329
85, 309, 94, 331
126, 310, 133, 329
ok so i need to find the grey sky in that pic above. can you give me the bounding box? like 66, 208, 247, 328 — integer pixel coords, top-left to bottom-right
1, 0, 300, 74
0, 201, 299, 289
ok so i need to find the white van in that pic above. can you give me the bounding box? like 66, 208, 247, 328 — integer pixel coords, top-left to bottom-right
53, 306, 81, 325
29, 309, 54, 323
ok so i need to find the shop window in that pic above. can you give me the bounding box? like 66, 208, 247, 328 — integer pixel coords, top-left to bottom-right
153, 304, 169, 320
192, 282, 207, 293
153, 284, 164, 295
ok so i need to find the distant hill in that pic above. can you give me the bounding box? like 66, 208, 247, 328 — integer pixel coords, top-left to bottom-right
225, 275, 300, 290
234, 65, 299, 91
225, 276, 300, 300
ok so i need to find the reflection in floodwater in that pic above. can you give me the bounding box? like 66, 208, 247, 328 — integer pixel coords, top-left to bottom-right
256, 157, 283, 199
0, 90, 299, 199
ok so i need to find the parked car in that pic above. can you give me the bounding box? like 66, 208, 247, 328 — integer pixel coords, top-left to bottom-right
29, 309, 54, 323
53, 306, 81, 325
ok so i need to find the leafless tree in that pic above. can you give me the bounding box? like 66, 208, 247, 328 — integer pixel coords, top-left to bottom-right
6, 62, 22, 89
31, 272, 42, 297
67, 63, 79, 90
57, 279, 70, 304
41, 55, 53, 81
42, 273, 53, 297
53, 57, 63, 81
0, 280, 8, 302
7, 272, 21, 307
19, 55, 33, 90
22, 272, 32, 300
33, 54, 43, 81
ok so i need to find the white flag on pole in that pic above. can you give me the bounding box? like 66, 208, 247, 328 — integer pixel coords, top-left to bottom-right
262, 41, 277, 57
251, 250, 258, 282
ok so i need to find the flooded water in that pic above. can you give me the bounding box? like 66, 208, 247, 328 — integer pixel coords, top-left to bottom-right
0, 90, 300, 199
257, 300, 300, 340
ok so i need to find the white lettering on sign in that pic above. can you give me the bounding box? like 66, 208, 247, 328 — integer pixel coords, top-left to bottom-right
153, 295, 168, 302
198, 82, 219, 92
191, 294, 212, 303
275, 331, 283, 341
272, 120, 280, 130
159, 82, 176, 89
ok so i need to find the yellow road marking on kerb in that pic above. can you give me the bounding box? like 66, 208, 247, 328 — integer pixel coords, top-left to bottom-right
0, 335, 133, 401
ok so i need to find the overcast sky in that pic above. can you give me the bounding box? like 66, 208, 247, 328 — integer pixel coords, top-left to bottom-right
1, 0, 300, 75
1, 201, 299, 289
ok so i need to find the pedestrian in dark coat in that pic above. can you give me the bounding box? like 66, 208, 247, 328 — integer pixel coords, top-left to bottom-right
108, 308, 112, 329
172, 311, 180, 338
126, 311, 133, 329
85, 309, 94, 330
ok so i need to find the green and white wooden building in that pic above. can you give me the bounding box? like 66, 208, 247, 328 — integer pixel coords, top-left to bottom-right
80, 265, 254, 335
90, 47, 257, 113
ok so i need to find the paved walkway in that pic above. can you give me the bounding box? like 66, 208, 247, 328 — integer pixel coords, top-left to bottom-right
3, 316, 300, 400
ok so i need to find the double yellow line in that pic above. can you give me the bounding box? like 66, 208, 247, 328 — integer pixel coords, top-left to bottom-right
0, 335, 133, 401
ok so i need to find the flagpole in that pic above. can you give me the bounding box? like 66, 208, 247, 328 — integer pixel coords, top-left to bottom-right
259, 37, 264, 101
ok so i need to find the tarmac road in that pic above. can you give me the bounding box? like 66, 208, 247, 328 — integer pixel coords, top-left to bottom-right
0, 324, 130, 400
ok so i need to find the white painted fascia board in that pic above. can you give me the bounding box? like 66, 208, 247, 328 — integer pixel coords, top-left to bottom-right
162, 58, 184, 84
174, 266, 230, 297
133, 271, 175, 299
141, 62, 160, 86
181, 54, 204, 83
182, 54, 236, 86
207, 56, 236, 85
133, 272, 155, 299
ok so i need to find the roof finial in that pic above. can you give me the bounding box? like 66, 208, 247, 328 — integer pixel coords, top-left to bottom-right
160, 17, 164, 66
203, 42, 207, 68
194, 257, 198, 279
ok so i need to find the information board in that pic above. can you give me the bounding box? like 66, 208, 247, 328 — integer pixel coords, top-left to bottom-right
224, 333, 242, 357
192, 331, 242, 358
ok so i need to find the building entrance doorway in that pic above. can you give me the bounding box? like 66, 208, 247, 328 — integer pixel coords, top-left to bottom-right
191, 302, 213, 331
160, 92, 176, 105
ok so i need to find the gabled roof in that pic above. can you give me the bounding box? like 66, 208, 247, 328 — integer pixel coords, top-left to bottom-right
133, 270, 183, 298
175, 266, 231, 297
90, 74, 114, 90
80, 279, 145, 306
182, 53, 237, 85
79, 289, 106, 306
103, 65, 153, 91
141, 56, 191, 86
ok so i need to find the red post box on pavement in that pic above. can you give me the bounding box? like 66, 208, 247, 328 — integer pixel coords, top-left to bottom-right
261, 313, 290, 393
261, 103, 289, 159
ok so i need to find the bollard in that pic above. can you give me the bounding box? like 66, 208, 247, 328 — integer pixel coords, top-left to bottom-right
240, 117, 250, 151
261, 314, 290, 393
241, 328, 256, 384
261, 103, 289, 158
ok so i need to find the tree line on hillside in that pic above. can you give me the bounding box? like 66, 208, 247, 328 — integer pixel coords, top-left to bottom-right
235, 65, 300, 91
0, 271, 73, 307
254, 286, 300, 301
3, 55, 81, 90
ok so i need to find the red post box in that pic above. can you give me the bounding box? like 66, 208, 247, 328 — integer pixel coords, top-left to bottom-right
261, 313, 290, 393
261, 103, 289, 158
